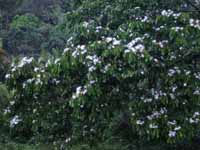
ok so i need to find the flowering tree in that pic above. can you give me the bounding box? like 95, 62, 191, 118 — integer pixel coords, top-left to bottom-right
2, 0, 200, 147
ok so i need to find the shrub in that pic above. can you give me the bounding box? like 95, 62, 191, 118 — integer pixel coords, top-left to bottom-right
4, 1, 200, 148
0, 83, 12, 142
10, 14, 41, 30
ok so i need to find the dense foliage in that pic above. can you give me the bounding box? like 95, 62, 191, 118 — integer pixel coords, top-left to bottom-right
1, 0, 200, 149
0, 0, 200, 55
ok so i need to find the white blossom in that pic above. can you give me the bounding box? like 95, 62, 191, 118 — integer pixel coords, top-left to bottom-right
168, 131, 176, 137
149, 123, 158, 129
174, 126, 181, 131
63, 48, 70, 54
18, 57, 34, 68
136, 120, 144, 125
189, 19, 200, 29
171, 27, 184, 32
112, 39, 121, 45
83, 21, 89, 28
105, 37, 113, 43
161, 10, 174, 17
54, 58, 61, 64
168, 120, 177, 126
10, 115, 22, 128
72, 86, 87, 99
5, 74, 11, 79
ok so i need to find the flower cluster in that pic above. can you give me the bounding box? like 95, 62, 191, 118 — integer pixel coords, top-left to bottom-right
189, 19, 200, 30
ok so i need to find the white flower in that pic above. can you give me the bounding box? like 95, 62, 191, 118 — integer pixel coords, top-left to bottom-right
172, 86, 177, 92
27, 78, 34, 84
72, 50, 79, 57
194, 112, 200, 117
83, 21, 89, 28
168, 69, 176, 76
37, 74, 41, 78
140, 71, 144, 75
34, 67, 40, 72
126, 39, 145, 54
18, 57, 34, 68
173, 13, 181, 19
160, 107, 167, 114
72, 86, 88, 99
26, 57, 34, 63
11, 67, 17, 72
174, 126, 181, 131
86, 55, 100, 65
35, 78, 43, 85
154, 93, 159, 100
144, 98, 152, 103
170, 93, 175, 100
124, 49, 131, 53
147, 115, 153, 120
89, 80, 96, 84
82, 88, 87, 95
88, 66, 96, 72
141, 16, 148, 22
168, 131, 176, 137
45, 60, 51, 67
190, 19, 200, 29
171, 27, 184, 32
149, 123, 158, 129
77, 45, 86, 50
65, 137, 71, 143
185, 70, 191, 75
194, 73, 200, 80
52, 79, 60, 85
105, 37, 113, 43
189, 118, 199, 124
10, 115, 22, 128
3, 107, 11, 115
135, 44, 145, 52
10, 101, 15, 105
127, 37, 142, 48
96, 26, 102, 33
153, 58, 158, 63
63, 48, 70, 53
161, 10, 174, 17
54, 58, 60, 64
5, 74, 11, 79
72, 94, 77, 99
33, 109, 37, 113
168, 120, 177, 125
136, 120, 144, 125
112, 39, 121, 45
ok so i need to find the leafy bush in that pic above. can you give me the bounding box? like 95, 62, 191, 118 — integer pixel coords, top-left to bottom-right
4, 7, 200, 147
5, 14, 45, 55
0, 83, 12, 142
10, 14, 41, 30
5, 13, 68, 55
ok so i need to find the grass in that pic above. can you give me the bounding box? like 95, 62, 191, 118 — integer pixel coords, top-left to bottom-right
1, 139, 199, 150
0, 140, 133, 150
0, 143, 54, 150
